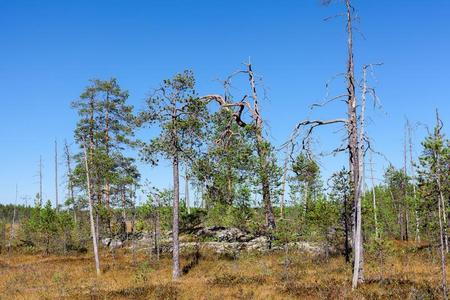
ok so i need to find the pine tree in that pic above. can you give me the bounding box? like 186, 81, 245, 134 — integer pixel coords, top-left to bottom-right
139, 70, 207, 280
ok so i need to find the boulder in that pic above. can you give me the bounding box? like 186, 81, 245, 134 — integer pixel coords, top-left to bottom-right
101, 238, 123, 250
246, 236, 270, 252
195, 226, 254, 242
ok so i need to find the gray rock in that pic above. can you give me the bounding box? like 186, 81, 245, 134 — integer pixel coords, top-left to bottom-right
101, 238, 111, 247
246, 236, 270, 252
127, 227, 332, 257
195, 226, 254, 242
101, 237, 123, 250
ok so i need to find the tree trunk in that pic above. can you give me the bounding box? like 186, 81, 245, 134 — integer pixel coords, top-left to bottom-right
226, 166, 233, 206
369, 152, 379, 239
280, 149, 289, 218
39, 155, 43, 207
172, 154, 180, 280
8, 185, 18, 252
185, 169, 191, 214
131, 188, 137, 266
82, 141, 101, 276
64, 141, 77, 226
343, 192, 351, 263
407, 122, 420, 243
55, 139, 59, 211
304, 182, 309, 218
256, 136, 276, 230
438, 183, 448, 299
345, 0, 363, 289
105, 93, 111, 209
403, 126, 409, 241
152, 196, 161, 261
122, 188, 127, 221
247, 63, 276, 231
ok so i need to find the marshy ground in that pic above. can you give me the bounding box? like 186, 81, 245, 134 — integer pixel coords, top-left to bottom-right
0, 241, 446, 299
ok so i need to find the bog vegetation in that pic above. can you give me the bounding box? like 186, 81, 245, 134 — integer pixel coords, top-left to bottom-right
1, 1, 449, 299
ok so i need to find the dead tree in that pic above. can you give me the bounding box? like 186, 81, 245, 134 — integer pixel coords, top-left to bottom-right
280, 147, 290, 218
286, 0, 383, 289
406, 120, 420, 243
8, 184, 18, 252
201, 61, 276, 231
369, 151, 379, 239
55, 139, 59, 211
435, 112, 449, 297
64, 140, 77, 224
403, 123, 410, 241
154, 192, 161, 261
343, 0, 365, 287
131, 187, 137, 267
185, 168, 190, 214
438, 182, 448, 300
82, 139, 101, 276
39, 155, 43, 207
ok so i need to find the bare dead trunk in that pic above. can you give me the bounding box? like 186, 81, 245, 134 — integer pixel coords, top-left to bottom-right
152, 196, 161, 261
131, 188, 137, 267
172, 154, 180, 279
345, 0, 363, 289
185, 169, 191, 214
407, 122, 420, 243
343, 191, 351, 263
403, 126, 409, 241
369, 152, 379, 239
39, 155, 43, 207
55, 139, 59, 211
304, 182, 309, 218
122, 188, 127, 221
280, 149, 289, 218
438, 183, 448, 299
64, 141, 77, 225
82, 140, 101, 276
8, 185, 18, 252
105, 93, 111, 209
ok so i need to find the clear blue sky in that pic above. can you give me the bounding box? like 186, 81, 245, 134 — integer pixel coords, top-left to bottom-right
1, 0, 449, 205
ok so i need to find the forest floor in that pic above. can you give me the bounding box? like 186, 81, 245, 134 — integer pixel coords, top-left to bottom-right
0, 241, 446, 299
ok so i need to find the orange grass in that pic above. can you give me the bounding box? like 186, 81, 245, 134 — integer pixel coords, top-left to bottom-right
0, 243, 446, 299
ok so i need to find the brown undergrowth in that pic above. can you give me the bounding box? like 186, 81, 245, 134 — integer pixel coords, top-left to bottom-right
0, 241, 446, 299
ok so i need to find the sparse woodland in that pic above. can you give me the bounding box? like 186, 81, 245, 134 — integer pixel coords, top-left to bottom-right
1, 1, 450, 299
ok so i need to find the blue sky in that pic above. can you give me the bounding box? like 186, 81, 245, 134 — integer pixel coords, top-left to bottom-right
0, 0, 449, 205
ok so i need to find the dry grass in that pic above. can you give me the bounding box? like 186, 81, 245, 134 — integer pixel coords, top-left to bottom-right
0, 242, 446, 299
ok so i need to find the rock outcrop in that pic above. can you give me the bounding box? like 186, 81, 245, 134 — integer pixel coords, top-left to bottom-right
102, 226, 328, 256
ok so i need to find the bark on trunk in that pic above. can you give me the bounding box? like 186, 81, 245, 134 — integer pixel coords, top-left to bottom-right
256, 136, 276, 230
